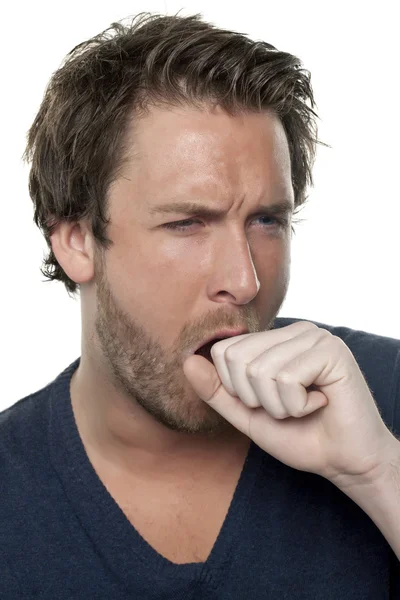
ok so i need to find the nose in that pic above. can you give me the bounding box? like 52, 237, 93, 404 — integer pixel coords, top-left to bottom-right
210, 231, 260, 305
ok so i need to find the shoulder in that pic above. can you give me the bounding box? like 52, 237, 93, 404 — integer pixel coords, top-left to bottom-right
0, 383, 53, 487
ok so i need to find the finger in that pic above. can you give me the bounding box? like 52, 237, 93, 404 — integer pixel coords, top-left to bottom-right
224, 328, 318, 411
275, 337, 333, 415
210, 333, 252, 397
251, 343, 331, 418
210, 321, 317, 401
226, 327, 327, 417
276, 377, 329, 417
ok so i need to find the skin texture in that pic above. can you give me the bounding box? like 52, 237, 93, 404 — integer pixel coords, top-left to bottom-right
51, 103, 295, 477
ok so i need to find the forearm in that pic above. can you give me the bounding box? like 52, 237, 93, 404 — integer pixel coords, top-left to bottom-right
336, 439, 400, 561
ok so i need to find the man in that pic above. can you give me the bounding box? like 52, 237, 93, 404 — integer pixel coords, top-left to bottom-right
1, 12, 400, 599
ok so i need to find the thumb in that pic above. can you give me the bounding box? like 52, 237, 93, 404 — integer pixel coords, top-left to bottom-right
182, 354, 222, 401
182, 354, 254, 436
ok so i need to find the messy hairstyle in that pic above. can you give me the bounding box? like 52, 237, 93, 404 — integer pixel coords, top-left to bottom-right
22, 12, 330, 297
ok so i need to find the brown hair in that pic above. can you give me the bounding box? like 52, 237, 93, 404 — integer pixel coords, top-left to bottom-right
22, 12, 330, 297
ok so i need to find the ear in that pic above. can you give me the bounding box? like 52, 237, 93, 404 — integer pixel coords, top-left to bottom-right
50, 220, 95, 285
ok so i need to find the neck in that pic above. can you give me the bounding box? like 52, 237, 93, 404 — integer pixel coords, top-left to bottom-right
70, 356, 250, 480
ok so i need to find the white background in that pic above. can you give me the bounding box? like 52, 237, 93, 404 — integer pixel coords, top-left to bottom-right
1, 0, 399, 409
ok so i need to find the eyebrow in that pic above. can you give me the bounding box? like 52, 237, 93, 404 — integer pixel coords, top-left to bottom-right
149, 199, 294, 219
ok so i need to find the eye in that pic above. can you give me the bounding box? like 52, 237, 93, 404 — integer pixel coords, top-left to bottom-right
162, 216, 290, 232
163, 219, 202, 232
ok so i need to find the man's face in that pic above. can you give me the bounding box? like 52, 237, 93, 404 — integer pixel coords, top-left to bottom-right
92, 104, 294, 436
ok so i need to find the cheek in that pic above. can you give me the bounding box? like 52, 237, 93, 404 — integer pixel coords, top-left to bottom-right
251, 235, 290, 272
157, 235, 203, 261
153, 237, 207, 283
251, 240, 291, 294
105, 236, 198, 309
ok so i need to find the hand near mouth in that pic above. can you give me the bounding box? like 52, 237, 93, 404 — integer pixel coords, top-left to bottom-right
183, 320, 398, 492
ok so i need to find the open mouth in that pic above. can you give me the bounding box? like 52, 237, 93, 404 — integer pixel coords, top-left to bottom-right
194, 338, 223, 364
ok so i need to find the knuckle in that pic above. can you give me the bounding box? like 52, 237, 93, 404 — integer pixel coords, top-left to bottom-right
246, 362, 261, 378
303, 326, 331, 341
296, 321, 318, 332
315, 328, 332, 343
225, 346, 239, 362
332, 334, 345, 345
320, 328, 333, 338
276, 371, 293, 385
331, 334, 349, 354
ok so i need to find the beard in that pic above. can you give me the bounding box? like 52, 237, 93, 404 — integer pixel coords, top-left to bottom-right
92, 246, 282, 437
93, 250, 241, 437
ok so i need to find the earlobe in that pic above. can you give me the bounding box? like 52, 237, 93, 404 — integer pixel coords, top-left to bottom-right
50, 221, 95, 285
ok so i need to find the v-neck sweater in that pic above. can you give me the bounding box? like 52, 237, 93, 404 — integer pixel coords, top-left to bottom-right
1, 316, 400, 599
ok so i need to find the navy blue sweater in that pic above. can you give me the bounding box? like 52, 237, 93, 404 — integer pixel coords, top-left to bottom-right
1, 316, 400, 599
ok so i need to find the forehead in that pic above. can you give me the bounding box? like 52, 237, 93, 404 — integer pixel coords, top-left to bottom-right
117, 104, 293, 208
